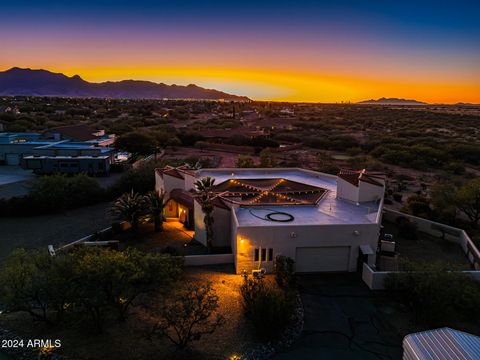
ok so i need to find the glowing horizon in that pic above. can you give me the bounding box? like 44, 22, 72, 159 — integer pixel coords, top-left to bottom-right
1, 1, 479, 103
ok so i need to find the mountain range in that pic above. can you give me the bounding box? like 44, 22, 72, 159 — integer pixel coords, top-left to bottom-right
357, 97, 427, 105
0, 67, 250, 101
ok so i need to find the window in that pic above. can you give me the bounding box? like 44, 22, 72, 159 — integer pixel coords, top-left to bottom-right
255, 248, 274, 262
261, 248, 266, 261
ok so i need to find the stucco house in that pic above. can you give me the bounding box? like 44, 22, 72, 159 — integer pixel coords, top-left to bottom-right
155, 166, 385, 274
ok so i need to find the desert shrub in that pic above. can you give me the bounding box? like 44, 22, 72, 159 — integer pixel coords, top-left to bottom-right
0, 173, 104, 216
403, 195, 432, 218
240, 276, 294, 341
149, 282, 224, 349
108, 161, 161, 196
392, 193, 403, 202
385, 261, 480, 326
0, 247, 183, 332
274, 256, 296, 288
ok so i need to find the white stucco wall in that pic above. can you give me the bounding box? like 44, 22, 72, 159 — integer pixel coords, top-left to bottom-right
336, 178, 359, 202
163, 174, 185, 193
155, 171, 165, 193
193, 199, 231, 248
358, 181, 384, 202
234, 222, 380, 274
184, 173, 196, 191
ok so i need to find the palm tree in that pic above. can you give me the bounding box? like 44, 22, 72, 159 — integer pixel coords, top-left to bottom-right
145, 190, 167, 232
111, 190, 145, 231
194, 177, 216, 253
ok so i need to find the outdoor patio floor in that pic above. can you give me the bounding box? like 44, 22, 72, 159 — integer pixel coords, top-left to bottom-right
378, 220, 472, 271
117, 218, 200, 254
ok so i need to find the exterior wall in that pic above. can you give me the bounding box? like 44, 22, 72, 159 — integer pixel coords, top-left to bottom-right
184, 173, 196, 191
0, 143, 43, 161
336, 177, 359, 202
163, 174, 185, 194
234, 222, 380, 274
184, 254, 234, 266
193, 199, 231, 248
155, 171, 165, 193
212, 206, 231, 247
164, 199, 178, 217
194, 199, 207, 246
358, 181, 384, 202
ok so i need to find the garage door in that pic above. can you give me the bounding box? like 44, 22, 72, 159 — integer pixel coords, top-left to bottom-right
295, 246, 350, 272
6, 153, 20, 166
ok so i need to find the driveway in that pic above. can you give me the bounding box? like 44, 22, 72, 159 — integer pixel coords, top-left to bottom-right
274, 274, 402, 360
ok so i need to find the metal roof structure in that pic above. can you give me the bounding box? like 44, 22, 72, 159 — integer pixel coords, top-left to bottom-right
403, 327, 480, 360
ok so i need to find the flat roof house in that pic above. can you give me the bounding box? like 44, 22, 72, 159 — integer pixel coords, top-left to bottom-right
156, 166, 385, 274
43, 124, 115, 147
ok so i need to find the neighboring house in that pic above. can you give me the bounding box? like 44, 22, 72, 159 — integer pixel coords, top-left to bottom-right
156, 166, 385, 274
403, 327, 480, 360
0, 132, 115, 174
43, 124, 115, 147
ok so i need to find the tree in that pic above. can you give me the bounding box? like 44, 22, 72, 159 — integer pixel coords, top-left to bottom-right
274, 256, 296, 288
259, 148, 277, 168
430, 183, 457, 222
236, 155, 255, 168
194, 177, 216, 252
455, 179, 480, 226
0, 247, 183, 333
403, 194, 432, 218
240, 276, 294, 341
115, 131, 158, 155
151, 282, 224, 349
111, 190, 145, 231
385, 260, 480, 326
145, 190, 167, 232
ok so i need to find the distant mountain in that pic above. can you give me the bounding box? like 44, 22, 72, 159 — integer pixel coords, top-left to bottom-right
357, 97, 427, 105
0, 67, 250, 101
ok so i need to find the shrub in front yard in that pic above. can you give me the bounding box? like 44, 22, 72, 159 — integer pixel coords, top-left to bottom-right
240, 276, 295, 341
0, 247, 183, 333
0, 173, 105, 216
149, 282, 225, 349
385, 260, 480, 326
274, 255, 296, 289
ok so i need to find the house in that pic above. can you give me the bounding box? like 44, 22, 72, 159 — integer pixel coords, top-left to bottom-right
43, 124, 115, 147
0, 132, 116, 173
156, 166, 385, 274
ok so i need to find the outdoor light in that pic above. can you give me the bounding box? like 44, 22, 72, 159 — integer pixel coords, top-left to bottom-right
353, 230, 360, 236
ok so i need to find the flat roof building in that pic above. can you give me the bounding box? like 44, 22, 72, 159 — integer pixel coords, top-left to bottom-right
156, 166, 385, 274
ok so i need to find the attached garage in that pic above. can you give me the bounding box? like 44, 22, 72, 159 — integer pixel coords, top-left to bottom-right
6, 153, 20, 165
295, 246, 350, 272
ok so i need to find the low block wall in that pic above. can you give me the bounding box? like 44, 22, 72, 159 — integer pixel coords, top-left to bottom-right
383, 209, 480, 270
184, 253, 234, 266
362, 209, 480, 290
362, 263, 480, 290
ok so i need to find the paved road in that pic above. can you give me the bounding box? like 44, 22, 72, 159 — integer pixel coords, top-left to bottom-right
275, 274, 402, 360
0, 166, 34, 199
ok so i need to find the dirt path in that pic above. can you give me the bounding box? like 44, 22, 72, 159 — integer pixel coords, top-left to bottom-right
0, 202, 113, 261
